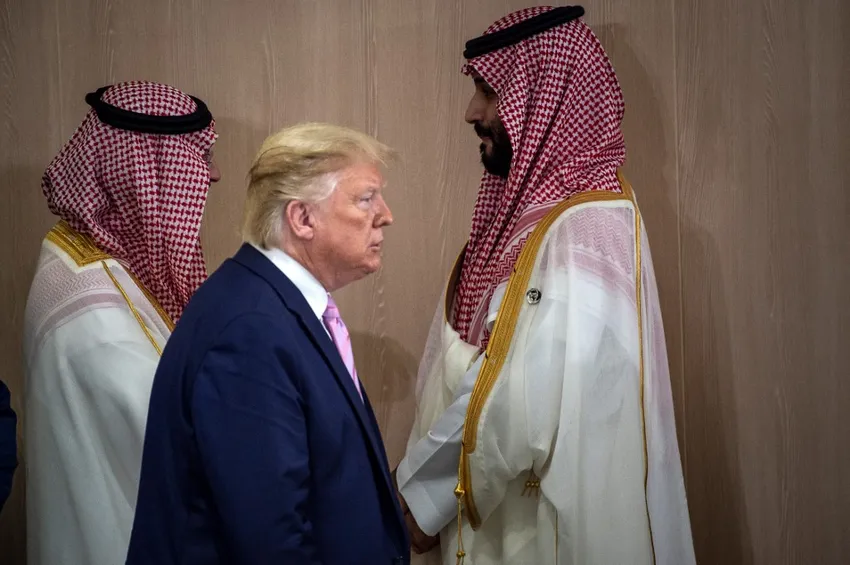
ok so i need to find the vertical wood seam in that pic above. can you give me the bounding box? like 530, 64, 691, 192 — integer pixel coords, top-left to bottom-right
670, 0, 687, 479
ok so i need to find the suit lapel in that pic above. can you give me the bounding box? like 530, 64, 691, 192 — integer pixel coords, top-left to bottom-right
231, 245, 396, 497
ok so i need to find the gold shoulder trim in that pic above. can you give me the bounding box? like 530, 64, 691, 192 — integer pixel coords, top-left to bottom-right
616, 172, 656, 561
457, 175, 637, 531
45, 221, 175, 333
125, 269, 176, 333
101, 261, 164, 356
46, 221, 110, 266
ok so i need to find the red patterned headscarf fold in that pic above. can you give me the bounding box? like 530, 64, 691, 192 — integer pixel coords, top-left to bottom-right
453, 6, 627, 347
42, 81, 217, 322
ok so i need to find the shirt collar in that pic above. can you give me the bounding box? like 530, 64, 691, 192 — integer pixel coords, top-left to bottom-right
250, 243, 329, 320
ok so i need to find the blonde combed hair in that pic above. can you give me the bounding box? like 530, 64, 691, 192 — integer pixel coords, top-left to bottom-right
242, 122, 396, 248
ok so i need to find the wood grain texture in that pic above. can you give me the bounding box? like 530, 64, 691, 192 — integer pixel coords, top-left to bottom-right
675, 0, 850, 563
0, 1, 63, 560
349, 0, 478, 467
580, 0, 686, 462
1, 0, 848, 564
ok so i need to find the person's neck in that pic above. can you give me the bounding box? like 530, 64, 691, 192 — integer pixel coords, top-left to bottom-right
279, 240, 340, 293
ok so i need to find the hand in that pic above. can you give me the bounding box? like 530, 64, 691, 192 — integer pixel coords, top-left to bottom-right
405, 506, 440, 554
391, 467, 408, 513
392, 467, 440, 554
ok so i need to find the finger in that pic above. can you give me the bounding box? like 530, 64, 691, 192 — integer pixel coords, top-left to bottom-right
412, 533, 439, 554
421, 534, 440, 552
396, 488, 410, 515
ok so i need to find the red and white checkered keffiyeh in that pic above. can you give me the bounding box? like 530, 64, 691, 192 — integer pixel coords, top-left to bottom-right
454, 6, 626, 348
42, 81, 217, 322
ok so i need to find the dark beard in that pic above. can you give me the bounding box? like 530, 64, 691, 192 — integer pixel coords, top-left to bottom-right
475, 120, 513, 179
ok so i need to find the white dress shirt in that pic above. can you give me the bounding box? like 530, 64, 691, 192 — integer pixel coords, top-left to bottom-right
251, 244, 330, 336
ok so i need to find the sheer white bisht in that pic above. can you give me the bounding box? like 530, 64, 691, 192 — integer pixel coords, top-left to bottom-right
23, 222, 172, 565
401, 183, 695, 565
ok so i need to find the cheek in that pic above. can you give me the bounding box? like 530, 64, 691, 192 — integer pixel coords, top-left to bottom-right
358, 213, 377, 244
485, 100, 500, 122
332, 212, 374, 256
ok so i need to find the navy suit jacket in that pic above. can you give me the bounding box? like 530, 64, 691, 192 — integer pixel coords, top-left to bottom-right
0, 379, 16, 513
127, 245, 410, 565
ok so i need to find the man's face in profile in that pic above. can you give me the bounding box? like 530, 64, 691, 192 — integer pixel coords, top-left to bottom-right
464, 70, 513, 178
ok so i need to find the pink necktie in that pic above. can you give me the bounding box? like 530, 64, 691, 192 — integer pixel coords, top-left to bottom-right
322, 297, 363, 400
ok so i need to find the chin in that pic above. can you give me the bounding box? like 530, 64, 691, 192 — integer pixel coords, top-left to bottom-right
361, 257, 382, 274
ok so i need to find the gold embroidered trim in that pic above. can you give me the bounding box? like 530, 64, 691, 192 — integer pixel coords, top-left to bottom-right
102, 261, 164, 356
457, 183, 635, 530
454, 475, 467, 564
125, 269, 176, 332
627, 177, 657, 565
46, 221, 110, 266
46, 221, 175, 332
555, 510, 559, 563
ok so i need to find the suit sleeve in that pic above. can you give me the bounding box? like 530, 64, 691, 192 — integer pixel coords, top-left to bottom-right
0, 379, 16, 513
192, 313, 322, 565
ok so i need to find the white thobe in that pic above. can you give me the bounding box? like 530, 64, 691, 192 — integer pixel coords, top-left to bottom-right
23, 222, 173, 565
399, 185, 696, 565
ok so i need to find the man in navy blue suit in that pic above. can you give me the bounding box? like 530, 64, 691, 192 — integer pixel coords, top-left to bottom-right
127, 123, 409, 564
0, 378, 17, 514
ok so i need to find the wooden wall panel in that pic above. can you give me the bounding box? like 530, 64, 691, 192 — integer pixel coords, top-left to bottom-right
580, 0, 685, 454
346, 0, 478, 465
1, 0, 848, 564
1, 1, 62, 560
675, 0, 850, 563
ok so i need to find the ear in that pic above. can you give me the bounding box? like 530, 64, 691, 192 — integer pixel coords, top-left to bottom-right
284, 200, 315, 241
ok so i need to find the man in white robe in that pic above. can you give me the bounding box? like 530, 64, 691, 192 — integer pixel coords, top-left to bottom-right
22, 81, 220, 565
396, 6, 696, 564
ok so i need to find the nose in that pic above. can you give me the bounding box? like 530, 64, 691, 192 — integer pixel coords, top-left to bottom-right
375, 195, 393, 227
465, 93, 485, 124
208, 159, 221, 183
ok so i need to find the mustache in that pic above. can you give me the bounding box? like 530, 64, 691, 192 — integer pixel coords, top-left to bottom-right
474, 122, 493, 138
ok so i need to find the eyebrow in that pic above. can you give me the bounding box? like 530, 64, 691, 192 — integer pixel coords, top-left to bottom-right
473, 77, 495, 92
358, 183, 382, 193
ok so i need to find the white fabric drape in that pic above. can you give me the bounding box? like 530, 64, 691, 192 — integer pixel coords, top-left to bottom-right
400, 199, 695, 565
23, 235, 169, 565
